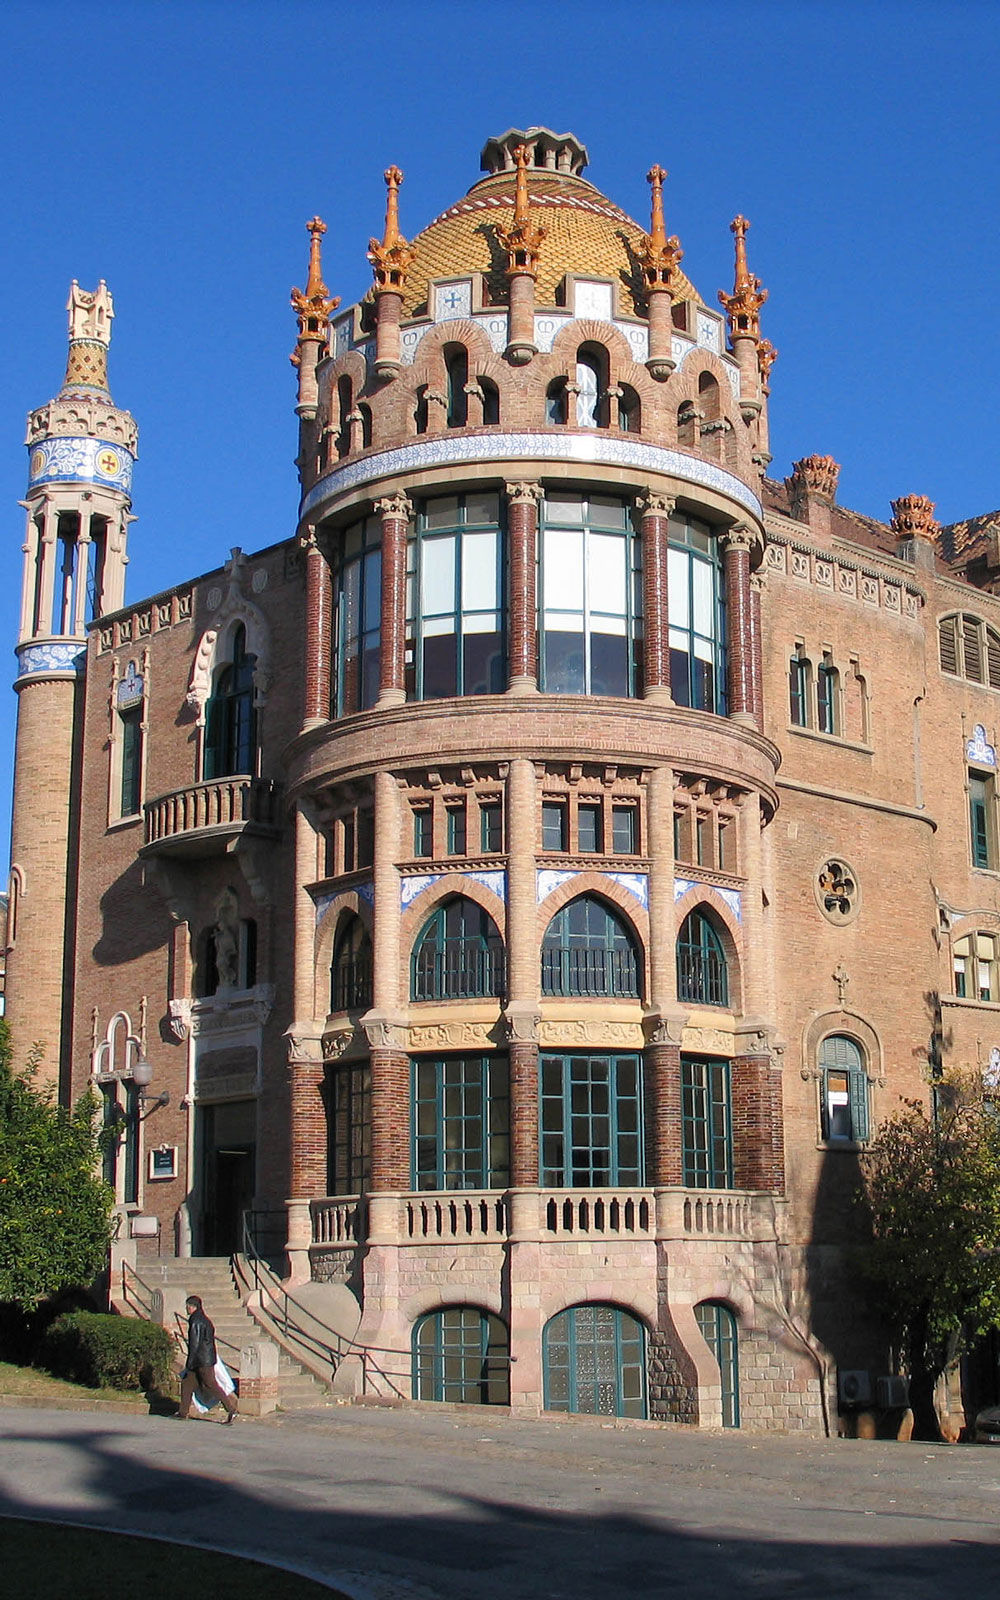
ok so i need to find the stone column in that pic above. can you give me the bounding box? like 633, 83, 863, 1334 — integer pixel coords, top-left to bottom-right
19, 506, 41, 640
505, 482, 541, 696
302, 530, 331, 728
72, 517, 92, 638
645, 764, 685, 1189
637, 491, 675, 704
505, 757, 540, 1187
375, 492, 411, 707
722, 526, 755, 726
35, 499, 59, 637
374, 289, 403, 379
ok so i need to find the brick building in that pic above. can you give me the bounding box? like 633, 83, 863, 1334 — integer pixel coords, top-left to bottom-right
8, 127, 1000, 1430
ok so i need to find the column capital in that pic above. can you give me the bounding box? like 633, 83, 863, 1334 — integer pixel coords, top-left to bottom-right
636, 488, 676, 518
504, 480, 543, 506
374, 490, 413, 521
362, 1014, 408, 1052
503, 1004, 541, 1044
721, 520, 758, 554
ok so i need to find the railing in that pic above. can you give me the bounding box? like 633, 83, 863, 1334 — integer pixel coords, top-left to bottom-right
406, 1191, 508, 1242
411, 944, 504, 1002
543, 1190, 653, 1237
541, 945, 639, 998
681, 1190, 755, 1238
331, 954, 373, 1013
144, 775, 282, 848
677, 946, 729, 1007
311, 1196, 364, 1247
121, 1259, 157, 1321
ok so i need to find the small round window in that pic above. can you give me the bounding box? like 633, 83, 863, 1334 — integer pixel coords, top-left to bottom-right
815, 858, 860, 925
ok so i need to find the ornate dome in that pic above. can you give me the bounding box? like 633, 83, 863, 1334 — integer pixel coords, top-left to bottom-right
400, 127, 700, 319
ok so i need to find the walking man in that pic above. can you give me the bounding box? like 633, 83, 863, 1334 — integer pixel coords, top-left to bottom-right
177, 1294, 238, 1422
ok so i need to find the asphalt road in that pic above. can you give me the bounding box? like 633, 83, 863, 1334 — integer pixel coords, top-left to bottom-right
2, 1403, 1000, 1599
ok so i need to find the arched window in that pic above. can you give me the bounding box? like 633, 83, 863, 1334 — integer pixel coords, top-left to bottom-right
480, 377, 500, 425
938, 613, 1000, 688
444, 343, 469, 428
817, 657, 839, 735
415, 385, 429, 435
677, 399, 697, 448
819, 1034, 869, 1143
538, 492, 640, 698
336, 375, 353, 458
117, 662, 144, 817
695, 1302, 740, 1427
411, 896, 504, 1001
546, 378, 568, 424
358, 403, 373, 448
698, 370, 721, 420
333, 515, 381, 716
204, 624, 256, 779
543, 1304, 647, 1419
574, 345, 606, 428
330, 914, 373, 1013
677, 910, 729, 1007
668, 513, 726, 714
541, 895, 639, 998
789, 650, 811, 727
954, 931, 999, 1001
413, 1308, 510, 1404
617, 385, 640, 432
405, 493, 504, 700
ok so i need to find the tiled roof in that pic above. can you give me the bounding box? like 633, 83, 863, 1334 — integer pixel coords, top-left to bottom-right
402, 170, 700, 317
938, 510, 1000, 568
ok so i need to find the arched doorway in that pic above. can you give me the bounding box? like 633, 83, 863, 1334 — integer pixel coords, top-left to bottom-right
543, 1303, 647, 1418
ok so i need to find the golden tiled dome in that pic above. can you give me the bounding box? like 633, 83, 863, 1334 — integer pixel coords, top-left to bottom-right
402, 165, 700, 319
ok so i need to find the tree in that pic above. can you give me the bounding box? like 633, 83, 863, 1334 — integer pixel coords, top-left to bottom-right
856, 1079, 1000, 1441
0, 1022, 114, 1310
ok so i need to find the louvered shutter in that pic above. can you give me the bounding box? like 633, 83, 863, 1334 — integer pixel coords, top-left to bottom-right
963, 615, 984, 682
986, 628, 1000, 689
849, 1068, 870, 1143
938, 616, 959, 675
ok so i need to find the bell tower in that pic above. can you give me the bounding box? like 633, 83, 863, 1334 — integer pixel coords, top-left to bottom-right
7, 283, 138, 1085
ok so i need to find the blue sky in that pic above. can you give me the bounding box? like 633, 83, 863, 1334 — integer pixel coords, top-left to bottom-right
1, 0, 997, 864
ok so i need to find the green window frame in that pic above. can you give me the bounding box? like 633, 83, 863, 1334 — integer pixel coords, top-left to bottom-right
446, 802, 467, 856
677, 910, 729, 1007
695, 1301, 740, 1427
411, 896, 504, 1002
681, 1055, 732, 1188
970, 771, 995, 870
479, 799, 502, 853
611, 805, 637, 855
326, 1061, 371, 1195
789, 653, 810, 726
406, 493, 505, 700
538, 493, 641, 698
412, 1307, 510, 1404
541, 895, 640, 999
119, 704, 143, 817
543, 1303, 647, 1419
412, 1054, 510, 1190
333, 515, 381, 717
204, 624, 256, 779
817, 660, 838, 735
819, 1034, 870, 1144
539, 1052, 643, 1187
668, 514, 726, 714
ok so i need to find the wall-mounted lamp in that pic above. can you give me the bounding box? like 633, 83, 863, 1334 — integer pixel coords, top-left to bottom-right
130, 1053, 170, 1114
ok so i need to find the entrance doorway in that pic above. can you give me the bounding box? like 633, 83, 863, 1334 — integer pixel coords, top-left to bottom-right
543, 1303, 647, 1418
198, 1099, 256, 1256
695, 1300, 741, 1427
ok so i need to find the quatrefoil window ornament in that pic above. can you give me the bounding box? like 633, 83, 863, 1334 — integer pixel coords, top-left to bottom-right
816, 858, 860, 924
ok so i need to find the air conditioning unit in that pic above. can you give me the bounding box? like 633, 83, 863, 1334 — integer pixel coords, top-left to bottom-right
838, 1369, 873, 1408
877, 1375, 910, 1409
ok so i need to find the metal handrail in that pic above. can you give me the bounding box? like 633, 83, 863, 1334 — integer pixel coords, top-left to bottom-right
121, 1259, 157, 1321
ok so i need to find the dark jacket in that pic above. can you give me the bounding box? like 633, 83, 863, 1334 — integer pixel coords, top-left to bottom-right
185, 1308, 217, 1373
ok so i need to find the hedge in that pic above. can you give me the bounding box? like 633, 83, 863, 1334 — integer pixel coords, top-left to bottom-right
40, 1311, 174, 1390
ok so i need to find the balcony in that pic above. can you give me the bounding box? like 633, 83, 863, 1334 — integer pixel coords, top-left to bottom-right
141, 775, 282, 859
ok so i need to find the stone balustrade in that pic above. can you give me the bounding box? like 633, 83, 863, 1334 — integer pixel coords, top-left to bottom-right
142, 775, 282, 856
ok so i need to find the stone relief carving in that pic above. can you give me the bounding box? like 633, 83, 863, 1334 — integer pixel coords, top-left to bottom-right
409, 1021, 495, 1049
322, 1029, 355, 1061
537, 1019, 643, 1047
502, 1008, 542, 1044
681, 1026, 736, 1054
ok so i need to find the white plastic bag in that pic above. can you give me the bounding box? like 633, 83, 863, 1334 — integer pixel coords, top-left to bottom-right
191, 1357, 236, 1415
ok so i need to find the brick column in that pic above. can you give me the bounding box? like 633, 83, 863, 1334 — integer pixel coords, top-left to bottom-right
505, 482, 541, 695
731, 1051, 785, 1193
303, 530, 331, 728
722, 526, 755, 725
374, 491, 411, 707
288, 1042, 326, 1195
750, 570, 765, 729
367, 769, 408, 1192
645, 1040, 683, 1186
505, 756, 540, 1186
367, 1036, 411, 1191
637, 490, 675, 705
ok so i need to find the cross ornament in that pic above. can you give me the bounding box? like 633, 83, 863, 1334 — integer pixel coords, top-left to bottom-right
833, 963, 850, 1005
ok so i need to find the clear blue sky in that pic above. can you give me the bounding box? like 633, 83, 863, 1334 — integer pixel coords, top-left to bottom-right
1, 0, 997, 866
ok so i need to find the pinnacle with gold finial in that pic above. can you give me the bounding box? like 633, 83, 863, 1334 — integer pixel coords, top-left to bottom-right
638, 165, 683, 292
497, 144, 546, 279
290, 216, 340, 354
719, 216, 767, 344
368, 167, 415, 294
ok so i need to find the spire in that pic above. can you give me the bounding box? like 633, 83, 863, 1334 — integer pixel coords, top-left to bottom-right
290, 216, 340, 363
368, 166, 415, 294
61, 280, 114, 394
497, 143, 546, 279
638, 165, 683, 292
719, 216, 767, 344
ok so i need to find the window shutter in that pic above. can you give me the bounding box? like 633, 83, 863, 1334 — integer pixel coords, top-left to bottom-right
963, 616, 984, 682
849, 1069, 870, 1143
938, 616, 959, 676
987, 628, 1000, 690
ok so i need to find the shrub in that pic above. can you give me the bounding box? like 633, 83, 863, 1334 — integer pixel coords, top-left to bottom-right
40, 1311, 174, 1391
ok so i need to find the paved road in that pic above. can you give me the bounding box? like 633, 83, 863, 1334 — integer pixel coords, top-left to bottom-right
2, 1403, 1000, 1598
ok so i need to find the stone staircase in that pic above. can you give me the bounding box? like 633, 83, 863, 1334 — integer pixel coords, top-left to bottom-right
140, 1257, 334, 1413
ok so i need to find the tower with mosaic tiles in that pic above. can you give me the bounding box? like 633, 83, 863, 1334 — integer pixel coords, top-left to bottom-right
7, 281, 137, 1083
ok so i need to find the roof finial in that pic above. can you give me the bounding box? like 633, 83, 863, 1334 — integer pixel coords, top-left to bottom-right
639, 165, 683, 292
61, 280, 114, 393
290, 216, 340, 364
368, 166, 415, 294
497, 143, 546, 280
719, 216, 767, 344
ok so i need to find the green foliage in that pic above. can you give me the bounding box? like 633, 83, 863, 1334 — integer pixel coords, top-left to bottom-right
0, 1020, 114, 1310
40, 1310, 174, 1390
856, 1079, 1000, 1380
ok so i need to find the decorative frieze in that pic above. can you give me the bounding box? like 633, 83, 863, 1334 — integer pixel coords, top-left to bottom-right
765, 533, 923, 619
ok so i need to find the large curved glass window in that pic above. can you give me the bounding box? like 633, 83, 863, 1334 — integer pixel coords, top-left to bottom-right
406, 494, 504, 700
333, 515, 381, 716
677, 910, 729, 1007
541, 895, 640, 998
411, 896, 504, 1001
204, 624, 255, 779
413, 1308, 510, 1404
539, 493, 640, 698
543, 1304, 647, 1419
668, 514, 725, 713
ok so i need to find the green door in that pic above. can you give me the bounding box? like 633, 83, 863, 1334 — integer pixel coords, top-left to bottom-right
544, 1303, 647, 1419
695, 1301, 740, 1427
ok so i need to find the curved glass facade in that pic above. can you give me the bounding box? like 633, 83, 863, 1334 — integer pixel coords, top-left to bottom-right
538, 493, 640, 697
406, 493, 504, 700
668, 513, 726, 714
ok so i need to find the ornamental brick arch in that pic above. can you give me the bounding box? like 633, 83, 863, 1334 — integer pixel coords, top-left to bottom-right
673, 887, 742, 1014
549, 315, 636, 373
406, 317, 496, 388
802, 1008, 884, 1086
314, 889, 373, 1019
399, 871, 507, 948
